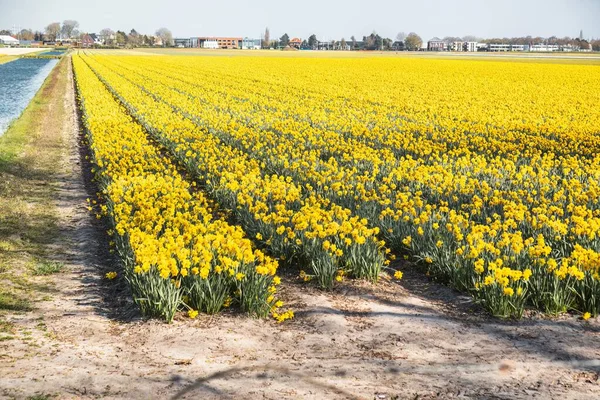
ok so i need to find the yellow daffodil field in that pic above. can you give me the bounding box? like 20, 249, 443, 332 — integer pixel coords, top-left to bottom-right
73, 52, 600, 320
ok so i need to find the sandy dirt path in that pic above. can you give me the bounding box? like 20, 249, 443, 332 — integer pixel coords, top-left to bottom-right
0, 48, 47, 56
1, 58, 600, 400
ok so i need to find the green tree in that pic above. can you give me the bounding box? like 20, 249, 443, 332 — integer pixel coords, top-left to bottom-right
383, 38, 393, 50
116, 30, 127, 46
363, 32, 383, 50
308, 34, 317, 49
404, 32, 423, 50
280, 33, 290, 47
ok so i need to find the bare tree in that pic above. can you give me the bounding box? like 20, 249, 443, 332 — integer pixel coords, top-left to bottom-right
341, 38, 347, 50
61, 20, 79, 39
396, 32, 406, 42
19, 29, 34, 41
128, 29, 141, 47
45, 22, 61, 41
263, 27, 270, 49
155, 27, 173, 47
100, 28, 115, 45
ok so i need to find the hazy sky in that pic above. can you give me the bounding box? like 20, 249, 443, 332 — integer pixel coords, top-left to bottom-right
1, 0, 599, 41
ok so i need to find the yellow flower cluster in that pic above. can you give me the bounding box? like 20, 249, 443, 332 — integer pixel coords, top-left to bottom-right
75, 53, 600, 318
77, 54, 387, 289
73, 56, 280, 321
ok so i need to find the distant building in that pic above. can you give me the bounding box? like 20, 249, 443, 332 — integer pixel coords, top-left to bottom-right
427, 37, 446, 51
337, 42, 351, 51
0, 35, 19, 46
81, 34, 94, 48
317, 40, 332, 50
289, 37, 302, 49
510, 44, 528, 52
99, 32, 115, 45
450, 41, 463, 51
488, 43, 511, 52
241, 38, 261, 49
174, 38, 192, 48
197, 37, 242, 49
392, 41, 405, 51
530, 44, 559, 52
449, 41, 478, 52
89, 33, 102, 46
464, 41, 478, 52
559, 44, 580, 52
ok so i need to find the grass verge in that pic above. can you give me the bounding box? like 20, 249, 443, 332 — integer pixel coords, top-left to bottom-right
0, 55, 17, 65
0, 57, 68, 320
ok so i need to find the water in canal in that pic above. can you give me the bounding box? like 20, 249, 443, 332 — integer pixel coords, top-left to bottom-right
0, 58, 58, 136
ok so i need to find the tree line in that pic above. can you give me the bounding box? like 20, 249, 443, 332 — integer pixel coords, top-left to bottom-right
3, 22, 599, 52
259, 28, 424, 50
0, 20, 174, 47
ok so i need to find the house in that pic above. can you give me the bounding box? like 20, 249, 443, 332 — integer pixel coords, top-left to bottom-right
427, 37, 446, 51
289, 37, 302, 49
392, 41, 405, 51
99, 32, 115, 45
559, 44, 580, 52
81, 34, 94, 48
317, 40, 333, 50
0, 35, 19, 46
89, 33, 102, 46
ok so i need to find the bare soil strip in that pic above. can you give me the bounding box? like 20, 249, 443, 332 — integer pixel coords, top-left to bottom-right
0, 57, 599, 400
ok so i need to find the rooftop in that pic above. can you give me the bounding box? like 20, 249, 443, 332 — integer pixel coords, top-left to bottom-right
0, 35, 19, 42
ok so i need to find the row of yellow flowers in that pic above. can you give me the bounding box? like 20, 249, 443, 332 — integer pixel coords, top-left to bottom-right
80, 53, 600, 318
76, 54, 389, 289
72, 56, 287, 322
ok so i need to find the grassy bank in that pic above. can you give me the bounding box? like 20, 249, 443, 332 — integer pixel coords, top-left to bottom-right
0, 57, 68, 339
0, 55, 17, 65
